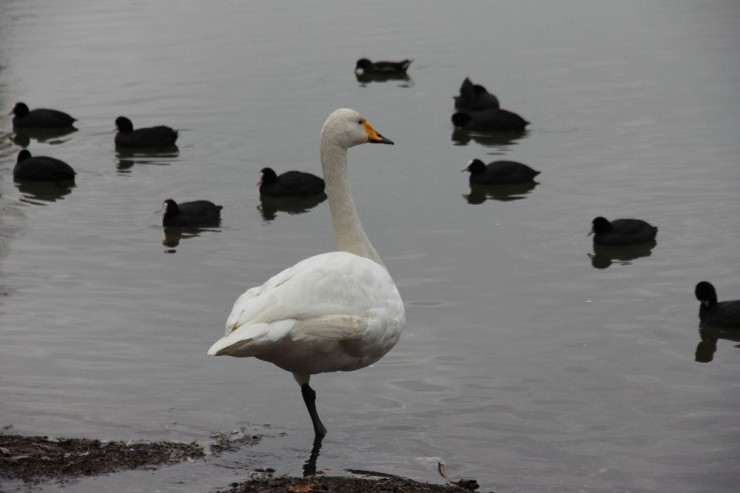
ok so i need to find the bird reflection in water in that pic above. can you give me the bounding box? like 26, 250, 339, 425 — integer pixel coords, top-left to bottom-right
116, 148, 180, 171
355, 72, 413, 87
258, 193, 327, 222
302, 436, 324, 477
10, 126, 78, 147
451, 128, 527, 147
694, 325, 740, 363
162, 226, 220, 252
464, 182, 538, 204
588, 241, 657, 269
16, 181, 75, 204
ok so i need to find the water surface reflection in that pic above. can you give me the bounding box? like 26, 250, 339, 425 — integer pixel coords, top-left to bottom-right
15, 181, 75, 204
451, 128, 527, 147
116, 151, 181, 172
258, 194, 327, 222
10, 127, 78, 147
463, 182, 538, 204
694, 325, 740, 363
162, 226, 221, 251
588, 241, 657, 269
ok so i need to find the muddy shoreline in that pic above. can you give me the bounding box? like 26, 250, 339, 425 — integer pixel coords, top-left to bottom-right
0, 434, 482, 492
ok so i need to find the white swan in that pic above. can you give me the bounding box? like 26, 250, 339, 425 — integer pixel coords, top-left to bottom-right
208, 108, 406, 437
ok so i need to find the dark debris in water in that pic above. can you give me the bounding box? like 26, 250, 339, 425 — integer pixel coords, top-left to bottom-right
0, 432, 491, 492
217, 475, 468, 493
0, 434, 204, 483
218, 465, 491, 493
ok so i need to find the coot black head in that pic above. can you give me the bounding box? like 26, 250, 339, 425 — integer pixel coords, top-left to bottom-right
465, 159, 487, 175
451, 112, 472, 128
695, 281, 718, 307
355, 59, 372, 70
16, 149, 32, 163
115, 116, 135, 133
163, 199, 180, 215
11, 102, 30, 118
260, 167, 279, 185
591, 216, 613, 235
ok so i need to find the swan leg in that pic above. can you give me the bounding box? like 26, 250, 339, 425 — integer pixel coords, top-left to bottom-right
300, 383, 327, 437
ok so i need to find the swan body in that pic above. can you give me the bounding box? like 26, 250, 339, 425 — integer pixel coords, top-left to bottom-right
13, 150, 76, 182
589, 216, 658, 246
452, 108, 529, 132
161, 199, 222, 227
695, 281, 740, 328
11, 102, 76, 128
464, 159, 540, 185
259, 168, 325, 196
208, 251, 404, 374
454, 78, 500, 112
208, 108, 404, 437
115, 116, 178, 149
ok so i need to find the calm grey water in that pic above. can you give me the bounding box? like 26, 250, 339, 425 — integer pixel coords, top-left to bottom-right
1, 1, 740, 492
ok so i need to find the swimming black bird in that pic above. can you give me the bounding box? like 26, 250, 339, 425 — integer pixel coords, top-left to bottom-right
454, 78, 500, 112
695, 281, 740, 328
354, 58, 412, 76
115, 116, 178, 149
161, 199, 222, 227
589, 217, 658, 246
11, 102, 76, 128
463, 159, 540, 185
452, 108, 529, 132
259, 168, 325, 197
13, 150, 76, 182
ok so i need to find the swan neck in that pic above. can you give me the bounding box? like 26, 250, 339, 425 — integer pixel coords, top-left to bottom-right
321, 141, 385, 268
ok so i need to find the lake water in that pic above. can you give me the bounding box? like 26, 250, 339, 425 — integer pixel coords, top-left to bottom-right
1, 1, 740, 492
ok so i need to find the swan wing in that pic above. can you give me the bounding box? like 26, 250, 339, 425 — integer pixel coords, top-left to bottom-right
208, 251, 403, 357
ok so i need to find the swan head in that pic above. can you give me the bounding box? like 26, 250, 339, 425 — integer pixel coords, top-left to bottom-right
321, 108, 394, 149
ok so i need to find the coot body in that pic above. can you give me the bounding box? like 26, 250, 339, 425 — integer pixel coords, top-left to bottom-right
13, 150, 76, 182
259, 168, 325, 196
115, 116, 178, 149
162, 199, 222, 227
11, 102, 76, 128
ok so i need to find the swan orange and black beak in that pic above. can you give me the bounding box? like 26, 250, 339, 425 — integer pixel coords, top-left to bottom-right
362, 120, 394, 145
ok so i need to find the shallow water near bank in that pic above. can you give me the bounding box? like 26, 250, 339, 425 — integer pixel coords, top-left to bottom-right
1, 1, 740, 492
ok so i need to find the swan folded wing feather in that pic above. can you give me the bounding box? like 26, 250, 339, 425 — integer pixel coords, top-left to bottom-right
290, 315, 368, 341
207, 321, 290, 356
214, 252, 401, 355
